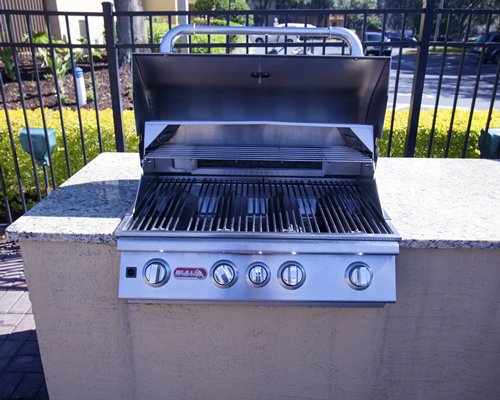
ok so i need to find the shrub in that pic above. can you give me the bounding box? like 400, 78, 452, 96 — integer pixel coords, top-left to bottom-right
190, 33, 233, 54
193, 0, 252, 26
0, 47, 16, 81
150, 17, 171, 48
23, 31, 78, 85
189, 19, 246, 54
0, 108, 138, 215
149, 18, 246, 54
379, 109, 500, 158
0, 107, 498, 218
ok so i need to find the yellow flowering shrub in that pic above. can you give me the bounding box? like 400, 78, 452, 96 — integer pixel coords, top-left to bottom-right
0, 107, 499, 217
0, 108, 138, 214
380, 109, 500, 158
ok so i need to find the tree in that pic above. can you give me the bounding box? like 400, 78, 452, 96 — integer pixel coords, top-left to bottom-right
344, 0, 381, 31
443, 0, 500, 39
276, 0, 380, 29
383, 0, 500, 39
114, 0, 147, 65
252, 0, 275, 10
382, 0, 420, 35
194, 0, 252, 25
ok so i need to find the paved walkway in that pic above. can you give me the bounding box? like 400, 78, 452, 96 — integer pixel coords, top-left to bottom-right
0, 240, 48, 400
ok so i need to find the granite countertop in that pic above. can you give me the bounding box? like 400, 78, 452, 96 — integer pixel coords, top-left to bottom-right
376, 158, 499, 249
6, 153, 500, 249
6, 153, 141, 244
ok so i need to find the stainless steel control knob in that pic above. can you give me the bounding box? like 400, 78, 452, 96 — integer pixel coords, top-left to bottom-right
212, 262, 237, 288
278, 262, 305, 289
346, 263, 372, 290
143, 259, 170, 287
247, 263, 270, 287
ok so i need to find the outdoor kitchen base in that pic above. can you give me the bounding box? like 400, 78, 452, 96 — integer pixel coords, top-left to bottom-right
16, 240, 500, 400
6, 153, 500, 400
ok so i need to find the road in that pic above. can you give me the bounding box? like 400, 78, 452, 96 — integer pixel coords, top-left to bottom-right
249, 43, 499, 111
387, 52, 499, 111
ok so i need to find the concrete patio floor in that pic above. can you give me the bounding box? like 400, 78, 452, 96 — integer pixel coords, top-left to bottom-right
0, 239, 48, 400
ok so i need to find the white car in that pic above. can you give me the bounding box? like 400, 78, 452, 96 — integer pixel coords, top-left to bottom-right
250, 23, 316, 44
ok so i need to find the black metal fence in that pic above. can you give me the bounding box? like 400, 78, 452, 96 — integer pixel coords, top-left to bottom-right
0, 1, 499, 226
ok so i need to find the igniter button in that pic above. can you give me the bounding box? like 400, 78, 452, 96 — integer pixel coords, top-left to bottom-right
278, 262, 305, 289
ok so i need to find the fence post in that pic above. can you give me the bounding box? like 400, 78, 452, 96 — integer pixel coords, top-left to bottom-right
404, 0, 435, 157
102, 1, 126, 152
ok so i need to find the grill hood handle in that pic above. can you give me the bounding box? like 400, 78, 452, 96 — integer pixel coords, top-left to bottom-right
159, 24, 364, 56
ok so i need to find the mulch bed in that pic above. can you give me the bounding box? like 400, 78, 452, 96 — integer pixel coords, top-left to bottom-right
1, 63, 133, 111
0, 236, 20, 256
0, 234, 20, 255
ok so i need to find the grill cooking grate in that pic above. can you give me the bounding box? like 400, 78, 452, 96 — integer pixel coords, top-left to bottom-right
125, 177, 392, 235
146, 144, 371, 163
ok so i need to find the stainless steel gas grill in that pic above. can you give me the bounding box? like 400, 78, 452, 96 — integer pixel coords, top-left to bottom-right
116, 25, 400, 306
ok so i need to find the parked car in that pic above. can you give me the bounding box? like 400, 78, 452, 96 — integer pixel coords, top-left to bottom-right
470, 31, 500, 64
249, 23, 316, 44
363, 32, 392, 56
286, 23, 319, 41
387, 30, 417, 43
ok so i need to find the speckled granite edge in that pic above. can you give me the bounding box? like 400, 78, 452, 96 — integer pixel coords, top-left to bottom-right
7, 234, 500, 250
400, 239, 499, 250
7, 231, 117, 244
6, 154, 500, 250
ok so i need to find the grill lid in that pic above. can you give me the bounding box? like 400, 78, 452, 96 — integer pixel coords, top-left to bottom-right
132, 53, 390, 139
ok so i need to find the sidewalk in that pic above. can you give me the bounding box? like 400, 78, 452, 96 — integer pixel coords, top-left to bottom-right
0, 239, 48, 400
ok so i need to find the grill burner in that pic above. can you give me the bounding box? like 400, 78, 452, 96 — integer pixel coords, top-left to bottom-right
125, 177, 391, 235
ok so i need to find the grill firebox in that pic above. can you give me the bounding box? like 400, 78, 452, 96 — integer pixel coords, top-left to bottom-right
116, 25, 400, 306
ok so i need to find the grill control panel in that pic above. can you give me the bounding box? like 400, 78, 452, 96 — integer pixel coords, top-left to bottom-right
118, 246, 397, 306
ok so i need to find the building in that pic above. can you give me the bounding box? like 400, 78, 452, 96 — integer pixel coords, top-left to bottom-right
0, 0, 196, 45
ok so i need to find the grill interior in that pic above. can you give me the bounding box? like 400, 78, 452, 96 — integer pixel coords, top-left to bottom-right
124, 177, 392, 235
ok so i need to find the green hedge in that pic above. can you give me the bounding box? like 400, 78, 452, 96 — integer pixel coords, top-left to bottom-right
381, 109, 500, 158
150, 18, 245, 54
0, 107, 498, 217
0, 109, 138, 215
